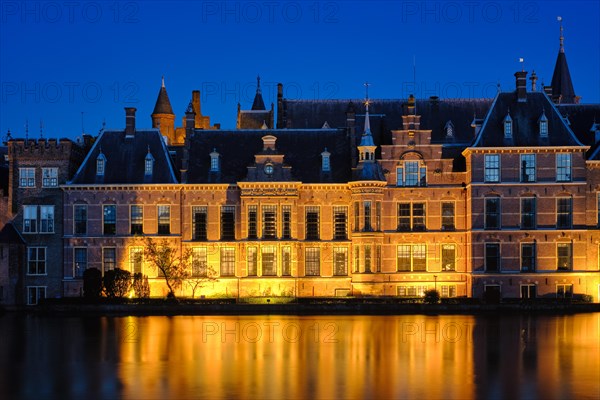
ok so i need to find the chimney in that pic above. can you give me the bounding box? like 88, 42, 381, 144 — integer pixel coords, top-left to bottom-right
125, 107, 136, 136
529, 70, 538, 92
515, 71, 527, 102
543, 85, 553, 97
185, 101, 195, 131
192, 90, 201, 116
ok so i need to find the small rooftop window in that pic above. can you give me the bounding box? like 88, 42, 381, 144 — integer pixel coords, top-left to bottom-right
538, 110, 548, 137
503, 111, 513, 138
145, 149, 155, 176
210, 148, 220, 172
321, 148, 331, 172
96, 152, 106, 176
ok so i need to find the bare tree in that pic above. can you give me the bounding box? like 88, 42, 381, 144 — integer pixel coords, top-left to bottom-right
185, 266, 217, 299
142, 237, 190, 299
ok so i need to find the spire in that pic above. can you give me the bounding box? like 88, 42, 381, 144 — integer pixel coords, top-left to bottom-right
251, 75, 266, 110
550, 17, 577, 104
152, 76, 174, 115
359, 82, 375, 151
363, 81, 371, 136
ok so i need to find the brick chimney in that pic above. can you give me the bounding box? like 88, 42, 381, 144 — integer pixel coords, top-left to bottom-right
125, 107, 136, 136
515, 71, 527, 102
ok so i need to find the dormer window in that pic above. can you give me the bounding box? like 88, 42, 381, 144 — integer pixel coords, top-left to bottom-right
321, 148, 331, 172
444, 120, 454, 138
538, 110, 548, 137
145, 150, 154, 175
96, 152, 106, 176
264, 163, 274, 176
210, 148, 220, 172
504, 112, 513, 138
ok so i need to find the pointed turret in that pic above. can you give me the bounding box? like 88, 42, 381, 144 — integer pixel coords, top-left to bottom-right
550, 17, 578, 104
251, 75, 266, 110
353, 82, 385, 181
151, 76, 176, 143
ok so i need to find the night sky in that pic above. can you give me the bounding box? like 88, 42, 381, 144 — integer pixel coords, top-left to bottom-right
1, 1, 599, 139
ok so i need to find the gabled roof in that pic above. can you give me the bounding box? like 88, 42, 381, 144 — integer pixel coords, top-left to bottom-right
471, 92, 583, 147
0, 223, 25, 244
186, 129, 351, 184
69, 130, 178, 184
238, 110, 272, 129
556, 104, 600, 146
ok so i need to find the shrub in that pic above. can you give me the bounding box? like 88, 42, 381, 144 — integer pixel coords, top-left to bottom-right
133, 273, 150, 299
83, 268, 102, 299
103, 268, 132, 298
423, 289, 441, 304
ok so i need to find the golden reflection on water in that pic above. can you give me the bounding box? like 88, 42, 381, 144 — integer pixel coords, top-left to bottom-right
0, 314, 598, 399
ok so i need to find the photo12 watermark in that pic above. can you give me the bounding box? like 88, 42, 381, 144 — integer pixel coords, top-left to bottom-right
1, 81, 140, 104
201, 321, 339, 343
199, 1, 340, 24
0, 1, 140, 24
398, 1, 540, 24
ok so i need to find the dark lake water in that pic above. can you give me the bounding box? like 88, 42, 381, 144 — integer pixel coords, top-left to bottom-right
0, 313, 598, 399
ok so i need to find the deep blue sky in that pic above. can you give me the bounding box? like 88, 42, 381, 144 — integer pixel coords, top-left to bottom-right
1, 1, 599, 139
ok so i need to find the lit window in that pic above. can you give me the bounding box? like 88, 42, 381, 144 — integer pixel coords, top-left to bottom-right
333, 206, 347, 239
521, 243, 536, 272
103, 205, 116, 235
39, 205, 54, 233
396, 244, 427, 272
144, 152, 154, 175
27, 247, 46, 275
74, 248, 87, 278
556, 153, 571, 182
442, 244, 456, 271
321, 148, 331, 172
247, 247, 257, 276
556, 284, 573, 298
521, 197, 536, 229
220, 247, 235, 276
305, 247, 320, 276
441, 202, 455, 230
484, 154, 500, 182
504, 113, 512, 138
210, 149, 220, 172
262, 246, 277, 276
42, 168, 58, 187
520, 284, 537, 299
262, 205, 277, 239
363, 201, 372, 232
364, 244, 371, 273
539, 111, 548, 137
397, 161, 426, 187
556, 197, 572, 229
19, 168, 35, 187
129, 247, 143, 274
103, 248, 116, 273
130, 205, 143, 235
397, 202, 426, 231
485, 243, 500, 272
23, 205, 37, 233
158, 205, 171, 234
282, 206, 291, 239
282, 247, 291, 276
485, 197, 500, 229
557, 243, 572, 271
334, 247, 348, 276
520, 154, 536, 182
96, 154, 106, 176
192, 247, 208, 277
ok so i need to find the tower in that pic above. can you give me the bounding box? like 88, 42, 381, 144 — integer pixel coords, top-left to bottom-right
550, 17, 579, 104
151, 76, 176, 143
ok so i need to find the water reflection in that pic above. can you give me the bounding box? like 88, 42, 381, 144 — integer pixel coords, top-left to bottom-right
0, 314, 598, 399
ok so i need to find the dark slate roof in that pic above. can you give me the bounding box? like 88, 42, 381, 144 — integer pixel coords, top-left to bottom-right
472, 92, 584, 147
551, 52, 577, 104
186, 129, 352, 183
556, 104, 600, 146
70, 130, 178, 184
239, 111, 271, 129
0, 223, 25, 244
281, 98, 492, 145
152, 86, 174, 115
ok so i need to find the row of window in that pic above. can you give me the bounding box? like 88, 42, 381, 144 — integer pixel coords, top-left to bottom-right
484, 242, 573, 272
484, 284, 573, 300
483, 197, 572, 229
73, 204, 171, 236
484, 153, 572, 183
19, 167, 58, 188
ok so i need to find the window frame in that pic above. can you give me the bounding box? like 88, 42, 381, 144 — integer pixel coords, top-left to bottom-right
485, 243, 500, 272
130, 205, 144, 235
520, 197, 536, 229
157, 205, 171, 235
305, 206, 320, 240
333, 247, 348, 276
396, 244, 427, 272
484, 197, 501, 230
557, 243, 573, 271
191, 247, 208, 277
520, 154, 536, 183
556, 197, 572, 229
192, 206, 208, 241
520, 242, 536, 272
305, 247, 320, 276
333, 206, 348, 240
42, 167, 58, 187
102, 247, 116, 274
556, 153, 572, 182
484, 154, 500, 183
441, 244, 456, 271
74, 204, 87, 235
73, 247, 88, 278
220, 206, 236, 241
23, 205, 37, 233
220, 247, 235, 276
103, 204, 116, 235
19, 167, 35, 187
27, 247, 46, 275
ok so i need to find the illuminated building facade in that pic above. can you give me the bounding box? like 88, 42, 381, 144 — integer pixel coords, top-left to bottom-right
2, 26, 600, 304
